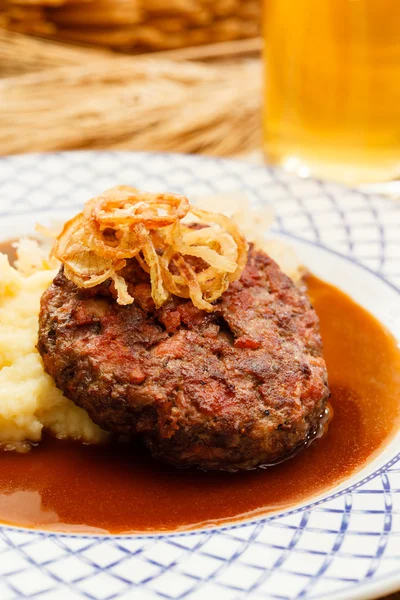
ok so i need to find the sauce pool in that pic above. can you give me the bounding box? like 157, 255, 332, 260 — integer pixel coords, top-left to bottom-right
1, 240, 400, 534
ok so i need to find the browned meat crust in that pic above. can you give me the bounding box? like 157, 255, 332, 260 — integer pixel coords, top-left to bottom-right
37, 246, 329, 470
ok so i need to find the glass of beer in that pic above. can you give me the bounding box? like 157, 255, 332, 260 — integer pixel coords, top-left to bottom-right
263, 0, 400, 186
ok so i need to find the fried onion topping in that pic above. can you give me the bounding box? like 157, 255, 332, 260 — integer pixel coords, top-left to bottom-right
51, 186, 248, 311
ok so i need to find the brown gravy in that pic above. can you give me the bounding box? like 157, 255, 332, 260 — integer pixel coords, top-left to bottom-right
1, 238, 400, 534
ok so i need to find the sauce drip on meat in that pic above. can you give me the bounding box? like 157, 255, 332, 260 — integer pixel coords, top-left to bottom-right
0, 240, 399, 534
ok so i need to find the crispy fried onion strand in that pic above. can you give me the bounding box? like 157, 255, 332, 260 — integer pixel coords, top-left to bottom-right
51, 186, 248, 311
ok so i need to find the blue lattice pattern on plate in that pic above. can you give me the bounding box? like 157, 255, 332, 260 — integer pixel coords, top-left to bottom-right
0, 152, 399, 600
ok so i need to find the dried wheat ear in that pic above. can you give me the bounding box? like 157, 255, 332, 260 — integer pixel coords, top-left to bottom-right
0, 0, 260, 51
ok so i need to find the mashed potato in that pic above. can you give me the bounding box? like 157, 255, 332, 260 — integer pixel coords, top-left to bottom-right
0, 240, 108, 451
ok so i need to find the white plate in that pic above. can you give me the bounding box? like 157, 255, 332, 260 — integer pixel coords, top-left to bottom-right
0, 151, 399, 600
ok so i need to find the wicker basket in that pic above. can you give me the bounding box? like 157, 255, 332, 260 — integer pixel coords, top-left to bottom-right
0, 0, 260, 51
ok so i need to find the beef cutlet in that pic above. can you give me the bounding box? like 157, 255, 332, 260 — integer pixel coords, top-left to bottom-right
38, 246, 329, 471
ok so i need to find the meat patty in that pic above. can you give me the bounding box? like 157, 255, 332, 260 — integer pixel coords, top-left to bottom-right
38, 246, 329, 471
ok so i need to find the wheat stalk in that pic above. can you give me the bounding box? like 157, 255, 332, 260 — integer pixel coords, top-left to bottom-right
0, 29, 110, 76
0, 29, 262, 78
0, 56, 261, 156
